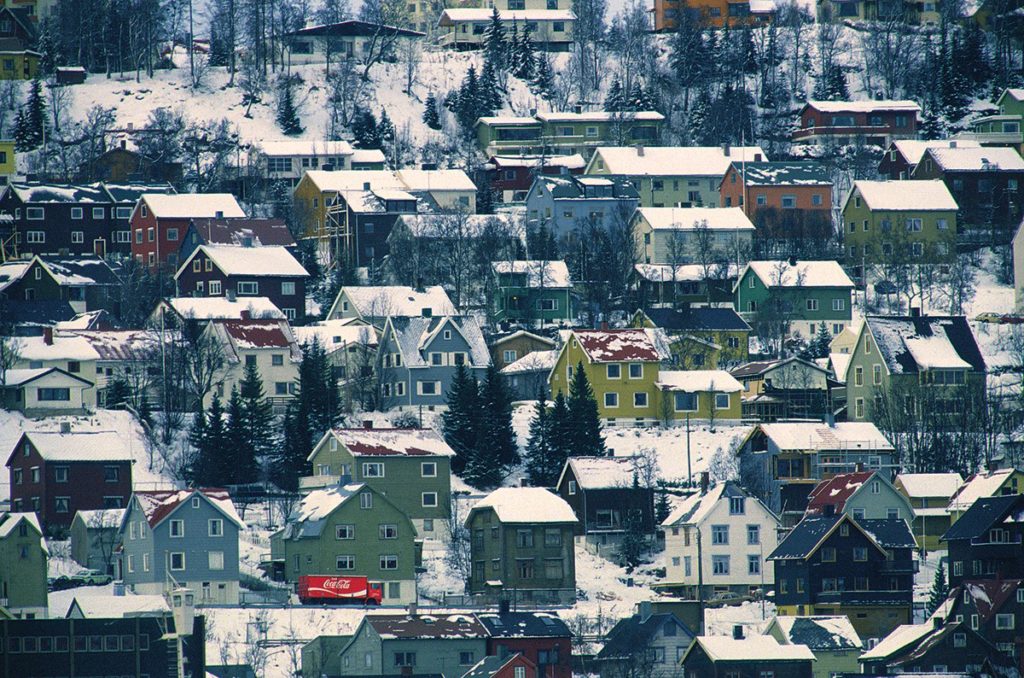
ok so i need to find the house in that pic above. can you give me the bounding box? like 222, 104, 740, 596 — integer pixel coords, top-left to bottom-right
178, 216, 295, 262
377, 315, 490, 411
763, 616, 862, 678
661, 480, 780, 599
268, 484, 419, 604
257, 139, 386, 185
947, 467, 1024, 522
292, 320, 378, 407
805, 471, 915, 524
0, 8, 40, 80
680, 632, 815, 678
482, 154, 586, 204
202, 318, 301, 410
769, 513, 916, 639
586, 145, 767, 209
816, 0, 942, 23
438, 8, 574, 51
11, 328, 100, 407
119, 488, 244, 604
596, 604, 696, 678
0, 139, 15, 184
720, 161, 833, 218
653, 369, 744, 423
64, 329, 161, 407
69, 508, 125, 574
841, 180, 959, 264
475, 111, 665, 159
466, 487, 577, 604
632, 262, 738, 308
524, 174, 639, 238
150, 296, 286, 327
0, 183, 117, 257
490, 330, 556, 371
911, 145, 1024, 238
475, 612, 573, 678
282, 20, 425, 64
631, 307, 751, 368
793, 100, 920, 147
893, 472, 962, 551
129, 192, 246, 269
632, 207, 755, 266
0, 367, 93, 415
333, 614, 489, 677
174, 244, 309, 322
942, 493, 1024, 587
858, 619, 1015, 675
736, 421, 897, 519
491, 260, 574, 325
462, 654, 537, 678
730, 357, 833, 422
555, 456, 656, 556
0, 511, 47, 618
82, 143, 183, 185
6, 430, 134, 531
844, 315, 986, 423
326, 284, 457, 326
956, 87, 1024, 152
878, 139, 981, 180
500, 349, 558, 400
301, 427, 455, 539
943, 578, 1024, 663
66, 592, 172, 619
0, 255, 122, 316
652, 0, 775, 30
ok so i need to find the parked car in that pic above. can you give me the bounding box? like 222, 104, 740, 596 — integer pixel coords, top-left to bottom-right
705, 591, 751, 607
67, 569, 113, 586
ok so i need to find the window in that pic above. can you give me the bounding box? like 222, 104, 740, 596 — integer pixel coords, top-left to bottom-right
821, 547, 836, 562
380, 555, 398, 570
275, 382, 289, 396
544, 528, 562, 546
336, 524, 355, 540
70, 207, 84, 220
711, 555, 730, 575
394, 651, 416, 667
806, 298, 819, 311
55, 496, 69, 513
715, 393, 730, 410
812, 194, 823, 206
781, 195, 796, 208
165, 227, 178, 241
237, 281, 258, 295
54, 466, 68, 483
360, 492, 373, 509
209, 551, 225, 570
418, 381, 438, 395
517, 529, 535, 547
421, 462, 437, 477
281, 281, 296, 296
545, 558, 564, 579
362, 462, 384, 478
271, 354, 284, 367
422, 492, 438, 507
853, 547, 868, 562
503, 350, 517, 363
674, 392, 697, 412
729, 497, 746, 515
147, 227, 154, 242
634, 392, 648, 408
170, 520, 184, 538
748, 555, 761, 575
460, 652, 476, 666
170, 552, 185, 570
26, 207, 44, 220
607, 363, 621, 379
711, 525, 729, 545
853, 508, 866, 519
747, 524, 760, 545
996, 613, 1015, 630
379, 524, 398, 539
604, 392, 619, 408
336, 555, 355, 570
954, 632, 966, 648
629, 363, 643, 379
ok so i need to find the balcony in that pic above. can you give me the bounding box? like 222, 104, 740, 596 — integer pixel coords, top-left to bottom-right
814, 589, 911, 606
967, 539, 1024, 560
879, 559, 919, 574
956, 130, 1024, 146
792, 125, 912, 142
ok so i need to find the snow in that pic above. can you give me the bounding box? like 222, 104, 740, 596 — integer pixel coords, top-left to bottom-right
0, 512, 42, 539
500, 350, 558, 375
771, 615, 862, 650
191, 245, 309, 278
326, 427, 457, 458
903, 334, 973, 370
926, 146, 1024, 172
67, 330, 160, 361
289, 485, 365, 523
571, 329, 666, 363
398, 213, 525, 241
536, 111, 664, 123
489, 154, 585, 170
634, 263, 739, 283
829, 352, 851, 382
20, 430, 136, 462
603, 424, 753, 484
895, 473, 963, 499
948, 469, 1017, 513
439, 8, 577, 21
591, 146, 767, 177
472, 487, 577, 524
74, 508, 126, 528
853, 180, 958, 211
293, 321, 378, 351
14, 334, 101, 362
746, 260, 854, 289
859, 622, 935, 660
142, 193, 245, 219
662, 483, 726, 526
693, 634, 815, 661
0, 368, 56, 386
637, 207, 755, 231
256, 139, 354, 157
161, 296, 286, 320
336, 285, 456, 319
491, 260, 572, 288
806, 99, 921, 113
134, 488, 245, 529
656, 370, 743, 393
395, 169, 477, 192
758, 421, 894, 452
891, 139, 981, 167
70, 593, 171, 618
566, 456, 646, 490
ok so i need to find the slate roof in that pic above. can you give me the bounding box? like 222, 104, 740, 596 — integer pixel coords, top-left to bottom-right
365, 614, 488, 639
770, 616, 862, 651
102, 183, 176, 203
942, 494, 1024, 542
866, 316, 985, 374
768, 515, 843, 560
474, 612, 571, 637
731, 161, 832, 186
597, 613, 693, 659
386, 315, 489, 368
641, 307, 751, 333
856, 518, 916, 548
43, 257, 122, 287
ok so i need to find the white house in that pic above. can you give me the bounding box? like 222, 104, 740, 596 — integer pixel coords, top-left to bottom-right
631, 206, 756, 266
326, 285, 457, 324
12, 330, 100, 408
203, 318, 302, 411
257, 139, 386, 185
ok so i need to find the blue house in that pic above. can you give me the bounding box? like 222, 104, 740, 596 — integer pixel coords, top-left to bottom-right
119, 488, 244, 605
524, 175, 639, 238
377, 315, 489, 411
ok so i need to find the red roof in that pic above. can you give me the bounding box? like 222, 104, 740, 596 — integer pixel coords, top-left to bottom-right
331, 428, 456, 457
190, 217, 296, 248
806, 471, 874, 514
221, 319, 292, 348
132, 488, 241, 528
574, 329, 661, 363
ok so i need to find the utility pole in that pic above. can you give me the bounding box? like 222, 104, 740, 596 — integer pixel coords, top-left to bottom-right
686, 414, 692, 487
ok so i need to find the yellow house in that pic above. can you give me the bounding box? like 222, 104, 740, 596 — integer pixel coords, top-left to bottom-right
946, 468, 1024, 523
894, 472, 962, 552
0, 139, 15, 182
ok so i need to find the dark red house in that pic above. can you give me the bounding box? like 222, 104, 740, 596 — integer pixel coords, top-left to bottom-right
476, 612, 572, 678
174, 244, 310, 322
130, 193, 245, 270
6, 430, 134, 532
793, 100, 920, 147
462, 653, 538, 678
483, 155, 585, 204
179, 217, 296, 262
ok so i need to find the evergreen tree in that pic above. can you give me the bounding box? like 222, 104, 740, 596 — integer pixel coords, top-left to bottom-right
549, 391, 573, 466
423, 91, 442, 130
919, 103, 944, 141
531, 57, 555, 102
477, 183, 495, 215
826, 64, 848, 101
524, 395, 559, 486
617, 507, 646, 570
187, 404, 209, 484
478, 59, 502, 115
514, 22, 536, 81
273, 397, 313, 491
191, 394, 231, 486
483, 6, 508, 74
276, 80, 303, 136
605, 78, 624, 111
926, 563, 949, 617
239, 360, 275, 461
567, 362, 606, 456
654, 481, 673, 523
626, 80, 644, 111
378, 108, 395, 147
454, 66, 482, 134
15, 78, 46, 151
105, 376, 132, 409
352, 107, 382, 149
225, 386, 259, 485
478, 364, 518, 469
442, 364, 480, 475
804, 323, 833, 360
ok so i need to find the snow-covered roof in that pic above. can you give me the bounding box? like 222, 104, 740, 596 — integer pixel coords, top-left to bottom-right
0, 512, 43, 540
213, 319, 300, 359
691, 634, 815, 662
69, 593, 170, 618
492, 260, 572, 288
770, 616, 862, 651
806, 99, 921, 113
806, 471, 876, 514
395, 169, 477, 192
656, 370, 743, 393
439, 7, 576, 22
732, 161, 831, 186
386, 315, 490, 368
566, 456, 644, 490
73, 508, 126, 529
570, 328, 670, 363
636, 206, 755, 232
859, 623, 935, 660
852, 180, 958, 211
829, 352, 851, 382
500, 349, 558, 375
756, 422, 894, 452
323, 427, 456, 458
537, 111, 664, 123
591, 145, 766, 177
476, 116, 541, 127
891, 139, 980, 166
131, 488, 244, 530
303, 169, 404, 192
633, 263, 739, 283
866, 316, 985, 374
925, 146, 1024, 172
472, 487, 577, 524
663, 483, 727, 526
895, 472, 963, 499
258, 139, 354, 157
745, 260, 854, 289
0, 368, 83, 387
367, 614, 489, 640
19, 430, 135, 462
489, 154, 586, 170
183, 245, 309, 278
15, 334, 100, 362
293, 321, 378, 352
351, 149, 387, 164
65, 330, 159, 362
161, 296, 285, 320
7, 183, 109, 204
335, 285, 456, 319
948, 469, 1018, 513
141, 193, 245, 219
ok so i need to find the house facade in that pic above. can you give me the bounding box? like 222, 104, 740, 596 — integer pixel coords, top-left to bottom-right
878, 139, 981, 180
0, 183, 123, 258
631, 307, 751, 369
680, 633, 815, 678
130, 192, 246, 269
943, 493, 1024, 588
0, 512, 48, 618
482, 154, 585, 204
893, 472, 962, 552
256, 139, 381, 185
942, 577, 1024, 664
0, 256, 122, 317
805, 471, 915, 523
490, 330, 556, 371
720, 161, 833, 217
282, 21, 426, 65
792, 100, 920, 147
632, 206, 755, 266
491, 260, 574, 325
475, 111, 665, 159
178, 216, 295, 262
596, 607, 696, 678
763, 616, 862, 678
524, 174, 639, 238
476, 612, 574, 678
69, 508, 124, 574
202, 318, 301, 411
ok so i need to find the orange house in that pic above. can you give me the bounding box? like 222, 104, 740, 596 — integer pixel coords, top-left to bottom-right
652, 0, 774, 31
720, 161, 833, 216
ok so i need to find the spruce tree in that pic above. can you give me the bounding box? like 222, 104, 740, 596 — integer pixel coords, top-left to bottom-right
478, 364, 518, 468
605, 79, 625, 112
926, 563, 949, 617
524, 395, 559, 486
187, 405, 209, 485
617, 508, 646, 570
276, 81, 303, 136
805, 324, 833, 360
225, 386, 259, 485
378, 108, 396, 148
626, 80, 645, 111
455, 66, 481, 134
479, 59, 502, 115
105, 376, 132, 409
442, 364, 480, 475
193, 394, 231, 486
517, 22, 536, 81
423, 92, 442, 130
352, 107, 382, 149
567, 362, 606, 456
15, 78, 46, 151
549, 391, 573, 467
483, 6, 507, 74
239, 360, 275, 461
654, 481, 673, 523
273, 397, 313, 491
531, 57, 555, 102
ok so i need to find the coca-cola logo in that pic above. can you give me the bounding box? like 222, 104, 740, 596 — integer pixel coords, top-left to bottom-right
323, 578, 356, 590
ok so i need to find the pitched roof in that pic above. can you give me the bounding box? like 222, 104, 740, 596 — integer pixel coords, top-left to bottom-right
856, 518, 916, 548
365, 613, 488, 639
563, 456, 644, 490
0, 512, 43, 542
655, 370, 743, 393
0, 367, 92, 388
491, 260, 572, 288
744, 260, 854, 289
488, 154, 586, 170
948, 469, 1019, 514
334, 285, 456, 319
570, 328, 666, 363
640, 307, 751, 333
591, 146, 766, 177
852, 180, 958, 211
960, 579, 1022, 621
65, 330, 160, 361
805, 99, 921, 113
215, 319, 300, 357
321, 428, 456, 459
632, 263, 739, 283
943, 494, 1024, 541
598, 613, 694, 659
662, 481, 776, 527
895, 472, 963, 499
769, 515, 846, 560
142, 193, 245, 219
536, 111, 662, 123
769, 616, 862, 651
15, 333, 101, 362
439, 7, 576, 22
12, 430, 135, 463
686, 635, 815, 662
101, 183, 176, 203
257, 139, 354, 157
535, 175, 639, 200
471, 487, 577, 524
278, 484, 380, 540
890, 139, 980, 167
7, 182, 109, 203
754, 421, 894, 452
130, 488, 243, 529
731, 161, 832, 186
293, 320, 378, 352
188, 218, 296, 248
182, 245, 309, 278
499, 349, 558, 375
858, 622, 942, 661
161, 296, 285, 321
635, 207, 755, 231
730, 357, 828, 379
461, 654, 525, 678
287, 19, 424, 37
865, 315, 985, 374
924, 146, 1024, 172
40, 256, 122, 287
386, 315, 489, 368
805, 471, 875, 514
395, 169, 477, 192
474, 612, 571, 637
72, 508, 126, 529
68, 593, 170, 619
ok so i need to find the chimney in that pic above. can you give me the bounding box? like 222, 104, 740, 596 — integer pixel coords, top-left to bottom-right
823, 503, 836, 517
754, 153, 763, 162
723, 143, 731, 157
700, 471, 710, 495
120, 139, 127, 150
949, 141, 957, 148
43, 327, 53, 345
421, 307, 433, 318
636, 145, 645, 157
362, 419, 374, 430
910, 306, 921, 318
573, 104, 582, 114
499, 599, 511, 614
59, 421, 71, 434
363, 181, 372, 190
600, 320, 609, 330
239, 310, 250, 320
988, 459, 999, 474
855, 461, 864, 472
529, 107, 537, 116
215, 210, 224, 219
126, 122, 134, 131
638, 600, 652, 622
788, 255, 798, 267
407, 602, 417, 616
932, 615, 943, 630
732, 625, 744, 640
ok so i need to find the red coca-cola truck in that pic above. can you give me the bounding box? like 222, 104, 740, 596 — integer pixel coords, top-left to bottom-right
297, 575, 383, 605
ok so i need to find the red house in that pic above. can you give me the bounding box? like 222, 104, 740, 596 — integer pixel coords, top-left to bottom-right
483, 155, 586, 204
462, 653, 538, 678
793, 100, 920, 147
130, 193, 245, 270
476, 612, 572, 678
6, 429, 134, 532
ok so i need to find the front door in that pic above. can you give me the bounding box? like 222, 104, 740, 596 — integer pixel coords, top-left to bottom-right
93, 238, 106, 257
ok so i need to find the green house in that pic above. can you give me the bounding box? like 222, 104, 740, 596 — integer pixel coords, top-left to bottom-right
0, 512, 48, 618
842, 180, 958, 265
491, 260, 573, 325
475, 111, 665, 159
302, 427, 454, 540
270, 484, 420, 605
764, 616, 863, 678
734, 260, 855, 344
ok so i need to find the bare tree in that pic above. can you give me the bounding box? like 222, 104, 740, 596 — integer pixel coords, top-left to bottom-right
860, 17, 919, 99
357, 0, 411, 80
445, 492, 472, 589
